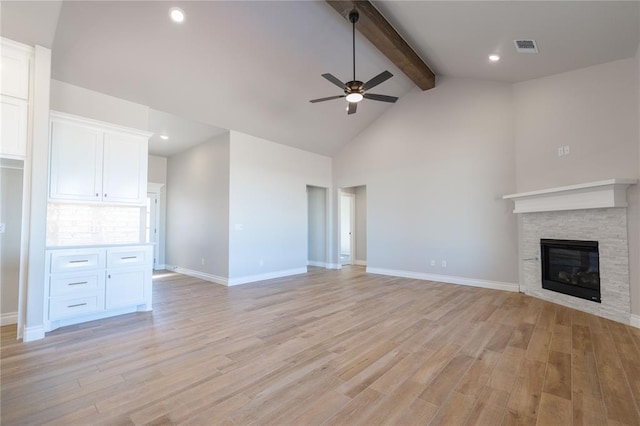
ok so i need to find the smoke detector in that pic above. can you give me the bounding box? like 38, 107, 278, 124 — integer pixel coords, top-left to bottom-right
514, 39, 538, 53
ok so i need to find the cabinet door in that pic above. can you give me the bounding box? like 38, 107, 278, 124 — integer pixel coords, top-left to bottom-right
102, 131, 148, 205
0, 95, 28, 158
49, 120, 103, 202
0, 43, 30, 99
105, 268, 148, 309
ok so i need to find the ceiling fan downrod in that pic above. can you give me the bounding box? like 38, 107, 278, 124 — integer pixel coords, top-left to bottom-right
349, 10, 359, 82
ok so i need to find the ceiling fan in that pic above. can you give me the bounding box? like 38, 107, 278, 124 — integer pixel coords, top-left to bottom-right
310, 10, 398, 115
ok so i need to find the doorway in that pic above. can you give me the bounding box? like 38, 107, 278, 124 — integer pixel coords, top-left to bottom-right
340, 192, 355, 265
0, 159, 25, 328
340, 186, 367, 266
307, 185, 328, 267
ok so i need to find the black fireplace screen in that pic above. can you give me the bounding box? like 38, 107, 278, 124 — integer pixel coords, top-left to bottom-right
540, 239, 601, 303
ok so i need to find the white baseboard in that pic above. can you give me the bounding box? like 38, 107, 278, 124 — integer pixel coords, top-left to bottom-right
366, 267, 519, 292
23, 325, 45, 342
326, 263, 342, 270
165, 264, 228, 286
630, 314, 640, 329
0, 312, 18, 326
154, 263, 166, 270
354, 259, 367, 266
228, 268, 307, 286
307, 260, 327, 268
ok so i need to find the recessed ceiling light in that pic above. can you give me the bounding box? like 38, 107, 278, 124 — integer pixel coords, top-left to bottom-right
489, 54, 500, 62
345, 93, 364, 103
169, 7, 185, 23
160, 135, 169, 140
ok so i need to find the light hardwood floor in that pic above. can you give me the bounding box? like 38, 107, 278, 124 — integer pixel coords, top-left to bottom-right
2, 267, 640, 425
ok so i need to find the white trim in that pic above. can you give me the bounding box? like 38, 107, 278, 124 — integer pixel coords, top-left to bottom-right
354, 259, 367, 266
503, 179, 637, 213
0, 312, 18, 326
307, 260, 327, 268
155, 264, 166, 270
49, 111, 153, 139
228, 268, 307, 286
23, 325, 45, 342
366, 267, 519, 292
165, 264, 228, 286
46, 305, 149, 332
630, 314, 640, 329
326, 263, 342, 270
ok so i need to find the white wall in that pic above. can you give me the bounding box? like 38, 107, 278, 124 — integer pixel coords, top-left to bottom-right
148, 155, 167, 184
166, 133, 230, 279
228, 131, 331, 282
50, 79, 149, 131
333, 78, 518, 285
307, 186, 326, 264
513, 57, 640, 315
0, 166, 23, 322
514, 58, 638, 191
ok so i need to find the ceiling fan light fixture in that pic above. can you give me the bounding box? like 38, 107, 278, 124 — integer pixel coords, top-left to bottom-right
345, 93, 364, 103
169, 7, 185, 23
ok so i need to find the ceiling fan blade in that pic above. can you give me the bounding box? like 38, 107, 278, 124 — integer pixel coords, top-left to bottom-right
347, 102, 357, 115
363, 70, 393, 91
322, 73, 346, 89
364, 93, 398, 103
310, 95, 346, 103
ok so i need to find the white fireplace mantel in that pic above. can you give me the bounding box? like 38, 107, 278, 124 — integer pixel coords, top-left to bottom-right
503, 179, 637, 214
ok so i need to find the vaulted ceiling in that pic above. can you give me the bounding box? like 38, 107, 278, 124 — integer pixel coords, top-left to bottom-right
2, 1, 638, 157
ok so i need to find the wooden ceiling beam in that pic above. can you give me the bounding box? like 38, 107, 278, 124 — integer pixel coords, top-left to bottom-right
326, 0, 435, 91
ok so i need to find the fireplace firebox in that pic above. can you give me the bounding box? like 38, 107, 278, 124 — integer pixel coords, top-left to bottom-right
540, 239, 600, 303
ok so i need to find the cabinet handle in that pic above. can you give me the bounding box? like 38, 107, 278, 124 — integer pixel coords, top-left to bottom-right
96, 193, 99, 197
121, 256, 137, 260
68, 281, 88, 286
68, 303, 87, 308
108, 274, 111, 279
69, 260, 89, 264
104, 193, 107, 197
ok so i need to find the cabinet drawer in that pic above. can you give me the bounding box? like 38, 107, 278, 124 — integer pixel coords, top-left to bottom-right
107, 248, 149, 268
49, 295, 104, 320
50, 272, 103, 297
50, 250, 105, 273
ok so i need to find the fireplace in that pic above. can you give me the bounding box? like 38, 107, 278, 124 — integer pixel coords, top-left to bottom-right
540, 239, 600, 303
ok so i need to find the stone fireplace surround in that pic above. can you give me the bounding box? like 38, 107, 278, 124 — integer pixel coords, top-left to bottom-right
504, 179, 637, 324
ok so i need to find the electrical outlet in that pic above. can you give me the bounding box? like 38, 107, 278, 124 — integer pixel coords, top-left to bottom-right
563, 145, 570, 155
441, 260, 447, 268
0, 223, 5, 233
259, 259, 264, 266
234, 224, 244, 231
430, 259, 436, 266
557, 147, 564, 157
201, 258, 205, 265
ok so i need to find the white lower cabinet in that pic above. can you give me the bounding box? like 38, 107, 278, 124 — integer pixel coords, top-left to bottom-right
45, 245, 153, 331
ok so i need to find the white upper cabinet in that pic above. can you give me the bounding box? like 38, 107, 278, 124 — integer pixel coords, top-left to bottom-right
49, 120, 103, 202
102, 131, 148, 204
49, 112, 151, 205
1, 95, 28, 158
0, 39, 30, 99
0, 38, 32, 159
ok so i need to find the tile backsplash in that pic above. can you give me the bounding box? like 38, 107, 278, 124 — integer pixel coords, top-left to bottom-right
47, 203, 142, 246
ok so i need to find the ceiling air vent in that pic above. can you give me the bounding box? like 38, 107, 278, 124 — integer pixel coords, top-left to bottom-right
514, 39, 538, 53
